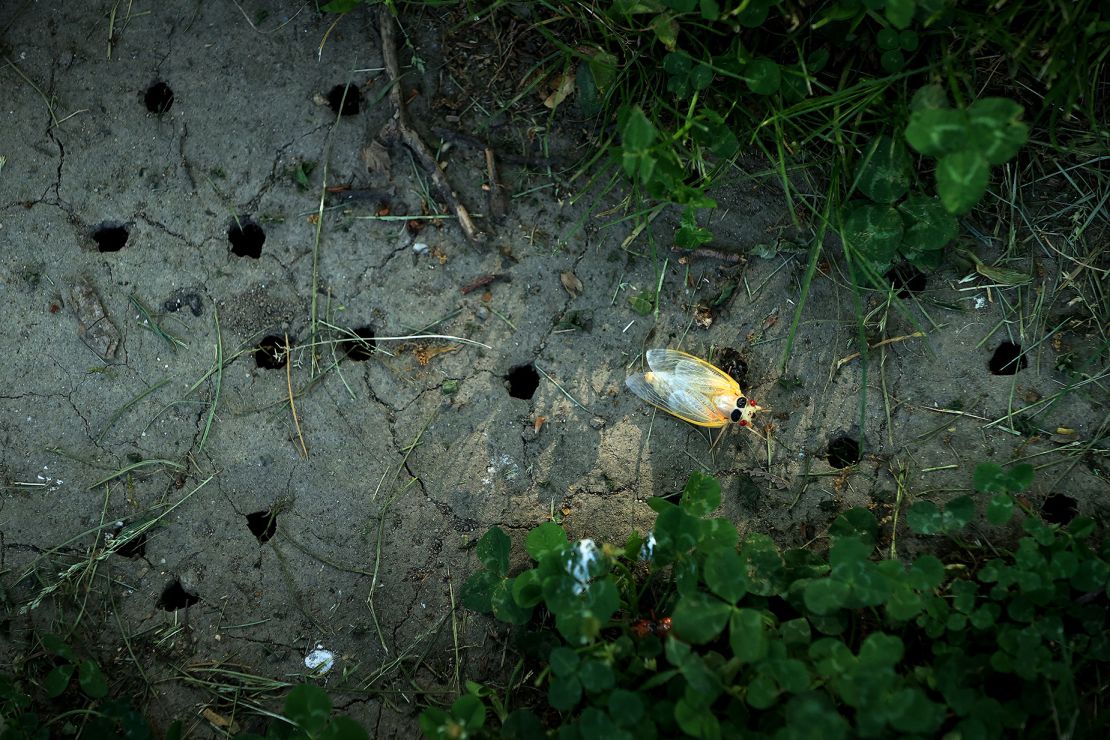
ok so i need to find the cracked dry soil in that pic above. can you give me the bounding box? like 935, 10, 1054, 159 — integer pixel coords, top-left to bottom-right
1, 2, 1106, 736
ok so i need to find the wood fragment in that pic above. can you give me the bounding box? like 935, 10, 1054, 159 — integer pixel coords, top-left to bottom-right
378, 7, 481, 243
836, 331, 926, 370
460, 273, 508, 294
485, 147, 508, 222
286, 333, 308, 458
70, 276, 119, 360
672, 246, 746, 263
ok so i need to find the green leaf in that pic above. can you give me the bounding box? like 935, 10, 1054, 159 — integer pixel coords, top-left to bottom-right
855, 135, 911, 203
451, 694, 486, 731
675, 208, 714, 249
905, 108, 968, 156
460, 570, 499, 613
588, 51, 617, 93
704, 548, 747, 603
842, 202, 904, 271
744, 58, 781, 95
888, 687, 945, 733
804, 578, 850, 615
884, 0, 915, 28
673, 592, 731, 643
477, 527, 511, 576
320, 0, 362, 12
736, 0, 772, 27
526, 521, 567, 560
681, 471, 721, 516
318, 716, 369, 740
549, 646, 580, 677
973, 462, 1033, 493
936, 150, 990, 214
700, 0, 720, 20
986, 494, 1015, 525
42, 634, 76, 662
829, 508, 878, 544
967, 98, 1028, 164
651, 13, 680, 49
548, 675, 582, 711
910, 84, 947, 111
675, 697, 720, 738
511, 569, 543, 607
628, 291, 655, 315
907, 496, 975, 534
899, 29, 920, 50
579, 660, 615, 693
859, 632, 904, 668
501, 709, 544, 739
746, 672, 780, 709
780, 618, 812, 646
491, 580, 533, 625
898, 194, 957, 252
662, 0, 697, 11
622, 106, 657, 151
693, 109, 739, 158
284, 684, 332, 734
609, 689, 645, 726
44, 664, 74, 698
730, 608, 769, 662
880, 49, 905, 73
876, 28, 900, 50
77, 659, 108, 699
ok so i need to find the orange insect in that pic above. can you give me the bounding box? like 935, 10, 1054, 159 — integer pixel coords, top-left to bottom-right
626, 349, 762, 428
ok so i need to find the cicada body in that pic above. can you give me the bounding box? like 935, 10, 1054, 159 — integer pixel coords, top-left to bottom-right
626, 349, 761, 428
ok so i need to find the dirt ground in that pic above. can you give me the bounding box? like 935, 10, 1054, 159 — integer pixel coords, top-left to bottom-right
1, 1, 1106, 736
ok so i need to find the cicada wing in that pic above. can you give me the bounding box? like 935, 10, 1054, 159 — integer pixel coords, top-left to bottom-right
625, 371, 729, 427
646, 349, 742, 398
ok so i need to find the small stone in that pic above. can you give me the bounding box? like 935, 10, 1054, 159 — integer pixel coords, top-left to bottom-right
589, 417, 606, 430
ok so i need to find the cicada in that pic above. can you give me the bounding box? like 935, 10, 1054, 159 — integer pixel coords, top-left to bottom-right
626, 349, 761, 428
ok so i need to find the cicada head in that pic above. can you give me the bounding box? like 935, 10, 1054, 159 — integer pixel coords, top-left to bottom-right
729, 396, 763, 428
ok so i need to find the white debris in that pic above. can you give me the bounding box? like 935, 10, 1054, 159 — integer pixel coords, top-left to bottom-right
412, 242, 429, 255
566, 539, 601, 595
304, 646, 335, 675
639, 531, 657, 563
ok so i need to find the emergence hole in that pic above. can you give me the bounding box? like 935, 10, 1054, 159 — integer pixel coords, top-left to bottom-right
505, 363, 540, 400
144, 81, 174, 114
885, 264, 927, 298
255, 335, 288, 369
157, 579, 198, 611
228, 217, 265, 259
246, 510, 278, 543
92, 221, 129, 252
327, 84, 361, 116
714, 347, 749, 388
342, 326, 377, 361
111, 525, 148, 558
1040, 493, 1078, 526
826, 435, 861, 468
989, 341, 1027, 375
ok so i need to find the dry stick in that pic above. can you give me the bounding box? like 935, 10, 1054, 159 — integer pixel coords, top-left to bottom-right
378, 7, 481, 243
673, 246, 746, 263
835, 331, 926, 370
285, 333, 308, 458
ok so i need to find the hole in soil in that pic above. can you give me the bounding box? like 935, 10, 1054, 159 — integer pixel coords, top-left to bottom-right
989, 341, 1027, 375
713, 347, 749, 388
228, 218, 265, 258
885, 264, 927, 298
505, 363, 540, 400
92, 221, 129, 252
1040, 493, 1078, 526
826, 436, 861, 468
246, 510, 278, 543
342, 326, 377, 361
255, 335, 288, 369
327, 84, 361, 115
144, 81, 174, 114
157, 579, 198, 611
112, 526, 148, 558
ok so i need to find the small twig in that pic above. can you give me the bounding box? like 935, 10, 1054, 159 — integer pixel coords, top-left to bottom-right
460, 273, 508, 295
673, 246, 746, 263
378, 6, 481, 243
285, 334, 308, 458
836, 331, 926, 369
484, 147, 509, 221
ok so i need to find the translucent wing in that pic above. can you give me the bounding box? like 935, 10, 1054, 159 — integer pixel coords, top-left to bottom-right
625, 370, 730, 427
646, 349, 742, 397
